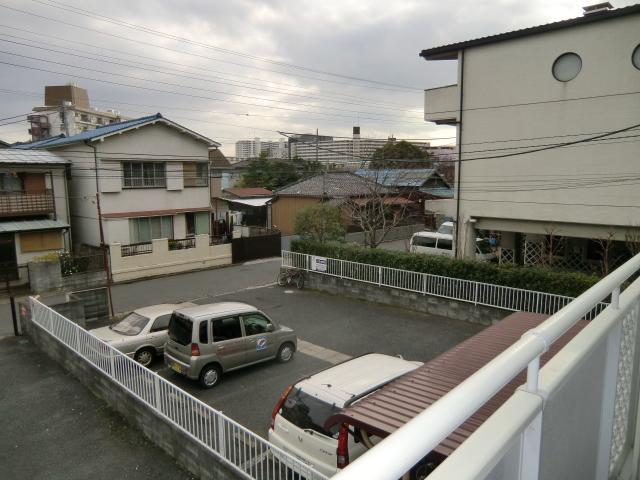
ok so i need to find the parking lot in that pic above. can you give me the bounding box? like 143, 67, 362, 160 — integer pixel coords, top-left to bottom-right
147, 283, 485, 437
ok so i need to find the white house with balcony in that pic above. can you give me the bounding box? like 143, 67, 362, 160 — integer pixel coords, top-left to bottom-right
420, 3, 640, 273
15, 113, 231, 282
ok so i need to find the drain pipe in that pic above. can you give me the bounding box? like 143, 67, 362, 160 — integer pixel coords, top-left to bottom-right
454, 49, 464, 259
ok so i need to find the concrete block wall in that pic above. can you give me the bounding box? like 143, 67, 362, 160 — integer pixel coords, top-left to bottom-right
305, 271, 507, 325
21, 312, 240, 480
110, 235, 232, 282
28, 260, 107, 294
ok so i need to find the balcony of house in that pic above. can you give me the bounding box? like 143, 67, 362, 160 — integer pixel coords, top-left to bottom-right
424, 84, 459, 125
110, 233, 231, 282
0, 189, 55, 217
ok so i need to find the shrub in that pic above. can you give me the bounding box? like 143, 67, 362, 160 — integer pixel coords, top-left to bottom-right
290, 239, 599, 297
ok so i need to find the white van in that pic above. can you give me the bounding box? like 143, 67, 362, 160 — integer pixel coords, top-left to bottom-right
410, 228, 495, 261
268, 354, 422, 477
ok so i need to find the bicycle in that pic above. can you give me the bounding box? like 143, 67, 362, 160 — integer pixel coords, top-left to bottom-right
277, 268, 305, 289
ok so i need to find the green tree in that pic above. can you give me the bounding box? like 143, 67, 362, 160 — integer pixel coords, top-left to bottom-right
294, 203, 345, 243
370, 140, 432, 169
241, 152, 300, 190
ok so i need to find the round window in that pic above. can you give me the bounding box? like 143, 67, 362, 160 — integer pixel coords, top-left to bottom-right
552, 53, 582, 82
633, 44, 640, 70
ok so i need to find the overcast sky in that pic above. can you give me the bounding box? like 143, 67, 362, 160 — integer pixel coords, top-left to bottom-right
0, 0, 636, 155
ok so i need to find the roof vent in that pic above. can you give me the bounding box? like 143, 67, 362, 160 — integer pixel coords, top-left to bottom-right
582, 2, 613, 14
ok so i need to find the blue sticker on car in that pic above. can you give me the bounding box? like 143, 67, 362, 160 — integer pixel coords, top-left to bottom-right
256, 337, 267, 351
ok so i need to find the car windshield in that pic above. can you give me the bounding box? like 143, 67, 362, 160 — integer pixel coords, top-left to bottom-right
412, 236, 437, 248
168, 313, 193, 346
437, 223, 453, 235
110, 312, 150, 336
280, 388, 341, 438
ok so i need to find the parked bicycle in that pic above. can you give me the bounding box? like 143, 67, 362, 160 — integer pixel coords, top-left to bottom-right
277, 268, 305, 289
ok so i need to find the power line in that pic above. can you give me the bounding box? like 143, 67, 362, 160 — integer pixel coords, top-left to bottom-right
0, 3, 419, 93
0, 49, 423, 121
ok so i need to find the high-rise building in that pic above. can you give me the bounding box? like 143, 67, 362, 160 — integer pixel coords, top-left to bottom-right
28, 84, 127, 141
235, 138, 287, 160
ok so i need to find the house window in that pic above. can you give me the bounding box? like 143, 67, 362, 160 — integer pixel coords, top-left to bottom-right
20, 230, 62, 252
552, 52, 582, 82
183, 162, 208, 187
123, 162, 166, 188
129, 216, 173, 243
0, 172, 22, 192
633, 44, 640, 70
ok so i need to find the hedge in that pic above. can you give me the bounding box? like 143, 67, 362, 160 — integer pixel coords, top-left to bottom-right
290, 239, 600, 298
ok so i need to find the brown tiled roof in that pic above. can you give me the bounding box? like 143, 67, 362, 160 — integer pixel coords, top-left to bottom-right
224, 187, 273, 198
209, 148, 231, 168
326, 311, 588, 457
276, 172, 390, 198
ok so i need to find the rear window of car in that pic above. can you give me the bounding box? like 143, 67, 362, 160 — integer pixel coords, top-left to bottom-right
168, 313, 193, 346
280, 388, 341, 438
412, 236, 437, 248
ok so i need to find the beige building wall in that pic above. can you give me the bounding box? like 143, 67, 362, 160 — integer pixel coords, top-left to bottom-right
425, 13, 640, 257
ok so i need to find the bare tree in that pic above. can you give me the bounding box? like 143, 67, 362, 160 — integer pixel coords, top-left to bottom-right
594, 230, 618, 276
343, 170, 415, 248
624, 224, 640, 257
541, 224, 564, 268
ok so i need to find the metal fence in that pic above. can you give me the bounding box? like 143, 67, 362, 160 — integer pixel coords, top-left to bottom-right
29, 298, 327, 480
121, 241, 153, 257
282, 250, 608, 320
168, 237, 196, 251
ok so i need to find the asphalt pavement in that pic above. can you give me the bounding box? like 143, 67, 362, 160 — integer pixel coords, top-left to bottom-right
0, 336, 195, 480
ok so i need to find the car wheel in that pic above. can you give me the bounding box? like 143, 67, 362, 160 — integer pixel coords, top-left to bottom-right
199, 364, 222, 389
134, 348, 155, 367
277, 343, 295, 363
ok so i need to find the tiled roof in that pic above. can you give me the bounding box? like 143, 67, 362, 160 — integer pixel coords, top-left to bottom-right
355, 168, 436, 187
0, 219, 69, 233
421, 4, 640, 60
276, 172, 390, 198
420, 186, 454, 198
13, 113, 220, 149
224, 187, 273, 198
209, 148, 231, 168
0, 149, 69, 165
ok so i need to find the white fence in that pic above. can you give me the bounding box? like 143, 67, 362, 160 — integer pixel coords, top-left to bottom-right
331, 253, 640, 480
29, 298, 327, 480
282, 250, 608, 319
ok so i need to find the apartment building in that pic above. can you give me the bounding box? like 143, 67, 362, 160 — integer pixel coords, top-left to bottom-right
235, 138, 287, 160
0, 149, 70, 285
16, 113, 232, 281
28, 84, 126, 141
420, 3, 640, 270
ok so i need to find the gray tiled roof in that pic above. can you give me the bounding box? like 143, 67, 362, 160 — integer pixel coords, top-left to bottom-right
276, 172, 390, 197
0, 149, 69, 165
355, 168, 436, 187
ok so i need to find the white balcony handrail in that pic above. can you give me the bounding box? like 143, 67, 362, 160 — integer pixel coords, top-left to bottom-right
331, 253, 640, 480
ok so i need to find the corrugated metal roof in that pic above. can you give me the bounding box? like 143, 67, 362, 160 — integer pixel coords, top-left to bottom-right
355, 169, 436, 187
0, 149, 69, 165
13, 113, 220, 149
0, 219, 69, 233
326, 312, 588, 457
420, 186, 454, 198
277, 172, 390, 197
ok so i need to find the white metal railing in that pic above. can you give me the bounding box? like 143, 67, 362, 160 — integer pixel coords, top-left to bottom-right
282, 250, 608, 319
28, 298, 327, 480
331, 253, 640, 480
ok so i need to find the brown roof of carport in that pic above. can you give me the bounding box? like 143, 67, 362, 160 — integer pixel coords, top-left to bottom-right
325, 311, 588, 457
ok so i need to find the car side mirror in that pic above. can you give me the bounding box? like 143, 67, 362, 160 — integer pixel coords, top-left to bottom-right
266, 324, 274, 332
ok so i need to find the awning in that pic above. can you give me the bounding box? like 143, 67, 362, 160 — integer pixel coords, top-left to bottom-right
226, 197, 272, 207
0, 219, 69, 233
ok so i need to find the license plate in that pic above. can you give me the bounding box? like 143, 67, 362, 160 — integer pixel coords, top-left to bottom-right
170, 362, 182, 374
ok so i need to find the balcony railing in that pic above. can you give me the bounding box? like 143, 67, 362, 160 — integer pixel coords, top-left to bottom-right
424, 84, 459, 125
0, 190, 55, 217
168, 237, 196, 251
121, 241, 152, 257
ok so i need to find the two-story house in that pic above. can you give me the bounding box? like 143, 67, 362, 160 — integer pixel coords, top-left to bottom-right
420, 3, 640, 272
15, 113, 232, 282
0, 149, 70, 285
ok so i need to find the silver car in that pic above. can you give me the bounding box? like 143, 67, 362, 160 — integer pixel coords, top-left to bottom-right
91, 302, 195, 366
164, 302, 297, 388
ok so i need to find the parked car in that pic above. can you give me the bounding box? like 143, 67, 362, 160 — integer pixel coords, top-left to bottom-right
410, 229, 495, 261
164, 302, 297, 388
90, 302, 195, 366
268, 353, 422, 477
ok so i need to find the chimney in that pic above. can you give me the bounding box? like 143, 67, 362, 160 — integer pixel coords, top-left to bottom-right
582, 2, 613, 15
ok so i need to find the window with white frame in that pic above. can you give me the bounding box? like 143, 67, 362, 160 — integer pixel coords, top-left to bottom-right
129, 216, 173, 243
183, 162, 208, 187
123, 162, 166, 188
